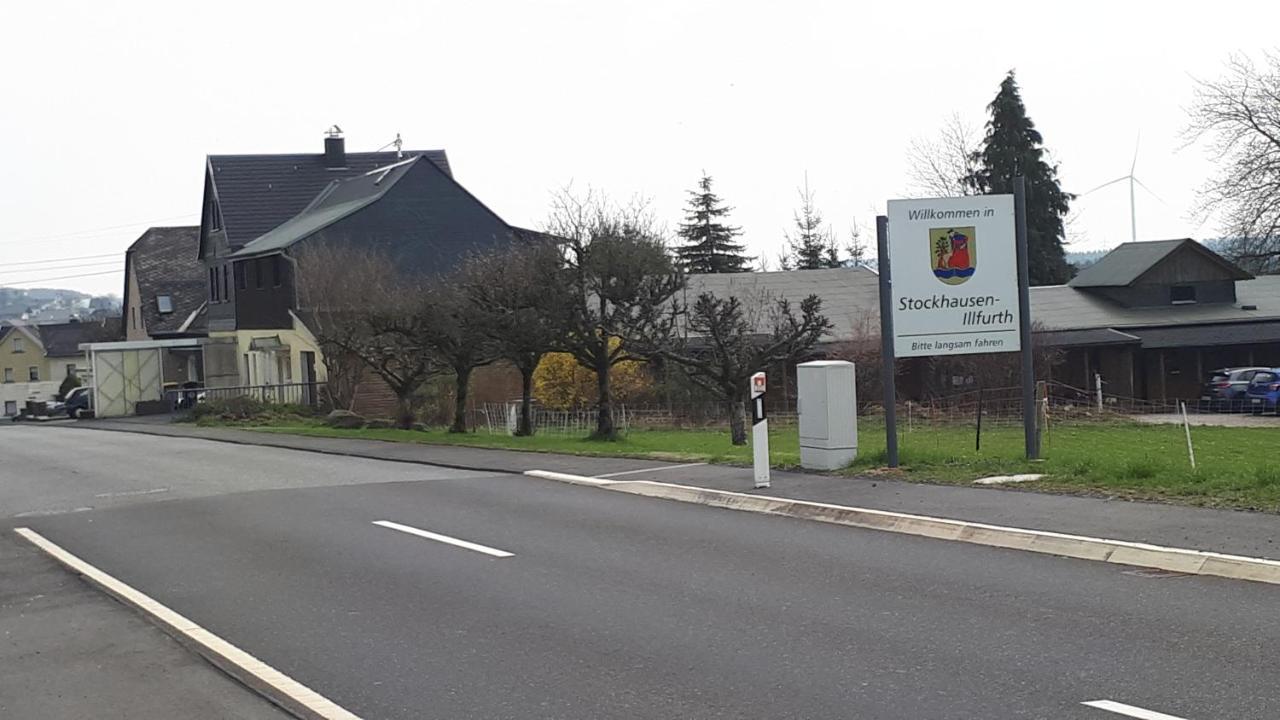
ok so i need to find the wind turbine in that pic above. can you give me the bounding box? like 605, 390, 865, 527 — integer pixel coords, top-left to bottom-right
1082, 134, 1164, 243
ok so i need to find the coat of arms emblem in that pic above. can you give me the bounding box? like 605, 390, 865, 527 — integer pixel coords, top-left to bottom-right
931, 226, 975, 285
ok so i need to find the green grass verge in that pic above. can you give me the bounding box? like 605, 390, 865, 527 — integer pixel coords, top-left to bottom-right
233, 417, 1280, 511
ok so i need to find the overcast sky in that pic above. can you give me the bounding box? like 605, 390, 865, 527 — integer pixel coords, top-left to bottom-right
3, 1, 1279, 297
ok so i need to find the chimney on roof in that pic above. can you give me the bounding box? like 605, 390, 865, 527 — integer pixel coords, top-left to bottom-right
324, 125, 346, 169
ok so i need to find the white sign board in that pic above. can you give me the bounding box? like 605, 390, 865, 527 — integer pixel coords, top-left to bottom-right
887, 195, 1021, 357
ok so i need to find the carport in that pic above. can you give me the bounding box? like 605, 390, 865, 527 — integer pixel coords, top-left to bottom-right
79, 338, 205, 418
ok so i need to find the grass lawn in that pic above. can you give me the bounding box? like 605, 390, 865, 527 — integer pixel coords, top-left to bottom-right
235, 415, 1280, 511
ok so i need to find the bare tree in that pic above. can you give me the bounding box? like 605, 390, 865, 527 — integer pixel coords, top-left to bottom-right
1187, 52, 1280, 273
421, 281, 500, 434
544, 187, 684, 440
460, 239, 567, 436
294, 243, 399, 412
905, 114, 981, 197
294, 242, 440, 427
642, 289, 832, 445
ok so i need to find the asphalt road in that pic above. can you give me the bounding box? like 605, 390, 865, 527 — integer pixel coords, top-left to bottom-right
8, 426, 1280, 719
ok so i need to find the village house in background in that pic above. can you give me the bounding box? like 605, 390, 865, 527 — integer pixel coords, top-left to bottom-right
0, 318, 117, 416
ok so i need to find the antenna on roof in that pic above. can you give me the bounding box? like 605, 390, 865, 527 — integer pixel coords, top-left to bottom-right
326, 125, 343, 138
394, 133, 403, 159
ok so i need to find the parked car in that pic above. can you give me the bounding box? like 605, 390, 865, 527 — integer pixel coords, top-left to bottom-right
64, 386, 94, 419
1245, 369, 1280, 415
1200, 367, 1270, 411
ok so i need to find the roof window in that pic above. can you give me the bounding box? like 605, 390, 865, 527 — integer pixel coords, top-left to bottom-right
157, 295, 174, 314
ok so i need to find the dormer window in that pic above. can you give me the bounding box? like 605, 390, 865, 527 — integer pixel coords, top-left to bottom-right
157, 295, 174, 314
1171, 285, 1196, 305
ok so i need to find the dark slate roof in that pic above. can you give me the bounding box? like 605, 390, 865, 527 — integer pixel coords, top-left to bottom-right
230, 157, 419, 258
1068, 238, 1251, 288
37, 318, 121, 357
1130, 321, 1280, 349
208, 149, 450, 248
127, 226, 206, 335
1031, 275, 1280, 330
1036, 328, 1140, 348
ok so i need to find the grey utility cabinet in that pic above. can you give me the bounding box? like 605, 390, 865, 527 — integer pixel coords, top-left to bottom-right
797, 360, 857, 470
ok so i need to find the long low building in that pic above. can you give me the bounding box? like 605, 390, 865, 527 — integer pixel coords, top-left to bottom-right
685, 239, 1280, 402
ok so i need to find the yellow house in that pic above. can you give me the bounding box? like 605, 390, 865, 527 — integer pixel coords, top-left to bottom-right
0, 319, 118, 416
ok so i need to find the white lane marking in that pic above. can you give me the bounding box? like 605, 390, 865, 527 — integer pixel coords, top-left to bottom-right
95, 487, 170, 498
372, 520, 514, 558
14, 506, 93, 518
596, 462, 708, 478
13, 527, 361, 720
1082, 700, 1189, 720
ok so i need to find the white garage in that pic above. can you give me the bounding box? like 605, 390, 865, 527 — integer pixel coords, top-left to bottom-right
80, 338, 204, 418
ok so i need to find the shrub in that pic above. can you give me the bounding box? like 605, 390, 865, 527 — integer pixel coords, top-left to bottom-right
57, 373, 82, 402
187, 397, 318, 425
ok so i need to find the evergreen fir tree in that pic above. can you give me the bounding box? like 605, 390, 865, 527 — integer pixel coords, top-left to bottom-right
785, 177, 842, 270
675, 175, 751, 274
964, 71, 1075, 286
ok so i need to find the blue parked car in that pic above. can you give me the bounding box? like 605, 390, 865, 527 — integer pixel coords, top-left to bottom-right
1245, 369, 1280, 415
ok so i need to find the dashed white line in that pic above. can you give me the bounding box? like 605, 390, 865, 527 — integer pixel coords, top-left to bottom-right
372, 520, 514, 558
1083, 699, 1189, 720
95, 487, 170, 498
596, 462, 708, 478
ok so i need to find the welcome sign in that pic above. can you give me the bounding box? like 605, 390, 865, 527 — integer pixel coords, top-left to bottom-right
887, 195, 1020, 358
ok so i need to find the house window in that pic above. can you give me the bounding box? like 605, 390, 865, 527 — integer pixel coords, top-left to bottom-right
3, 400, 15, 416
254, 258, 264, 289
13, 337, 24, 353
235, 262, 247, 290
222, 265, 230, 301
157, 295, 173, 314
3, 368, 12, 383
29, 366, 39, 382
211, 199, 222, 231
131, 306, 138, 328
1171, 285, 1196, 304
272, 255, 283, 287
210, 267, 219, 302
66, 363, 76, 377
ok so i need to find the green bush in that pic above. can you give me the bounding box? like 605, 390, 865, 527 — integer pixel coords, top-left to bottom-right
187, 397, 318, 425
56, 373, 82, 401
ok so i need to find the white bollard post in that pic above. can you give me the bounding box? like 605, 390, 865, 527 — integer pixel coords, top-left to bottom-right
750, 372, 770, 489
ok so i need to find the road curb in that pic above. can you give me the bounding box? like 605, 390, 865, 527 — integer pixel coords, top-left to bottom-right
13, 527, 363, 720
524, 471, 1280, 586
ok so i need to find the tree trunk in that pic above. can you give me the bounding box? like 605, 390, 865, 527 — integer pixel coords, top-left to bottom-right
394, 391, 415, 430
594, 357, 615, 440
450, 367, 471, 434
516, 364, 535, 437
729, 398, 748, 445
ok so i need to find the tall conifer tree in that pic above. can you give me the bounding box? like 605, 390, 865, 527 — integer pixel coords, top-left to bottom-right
675, 175, 751, 274
783, 177, 842, 270
965, 71, 1074, 285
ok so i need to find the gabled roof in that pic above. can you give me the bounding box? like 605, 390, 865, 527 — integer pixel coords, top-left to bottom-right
207, 149, 450, 248
37, 318, 121, 357
1068, 238, 1252, 288
1030, 274, 1280, 330
126, 226, 206, 335
683, 266, 882, 341
230, 157, 420, 259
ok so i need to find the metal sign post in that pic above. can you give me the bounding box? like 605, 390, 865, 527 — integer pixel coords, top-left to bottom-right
875, 215, 899, 468
1013, 176, 1039, 460
750, 372, 770, 488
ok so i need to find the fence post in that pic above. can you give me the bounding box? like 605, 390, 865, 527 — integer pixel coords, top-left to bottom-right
1181, 401, 1196, 470
1095, 373, 1103, 412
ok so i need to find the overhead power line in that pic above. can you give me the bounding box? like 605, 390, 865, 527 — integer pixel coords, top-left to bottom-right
0, 259, 123, 277
0, 269, 122, 287
1, 251, 123, 267
0, 212, 198, 247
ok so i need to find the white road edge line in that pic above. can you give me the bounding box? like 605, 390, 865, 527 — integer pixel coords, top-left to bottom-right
372, 520, 514, 558
13, 527, 361, 720
596, 462, 708, 478
1082, 699, 1189, 720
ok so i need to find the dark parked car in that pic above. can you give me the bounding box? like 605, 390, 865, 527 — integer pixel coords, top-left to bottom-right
1201, 367, 1270, 411
1245, 369, 1280, 415
64, 386, 94, 419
